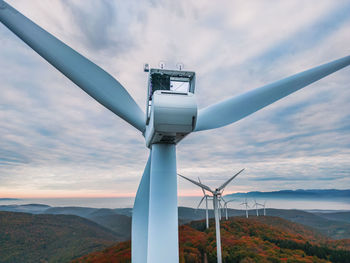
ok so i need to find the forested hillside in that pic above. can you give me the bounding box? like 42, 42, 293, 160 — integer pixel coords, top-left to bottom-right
0, 212, 119, 263
1, 209, 350, 262
73, 216, 350, 263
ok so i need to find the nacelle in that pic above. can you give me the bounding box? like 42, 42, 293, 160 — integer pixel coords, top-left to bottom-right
145, 90, 197, 147
144, 68, 197, 147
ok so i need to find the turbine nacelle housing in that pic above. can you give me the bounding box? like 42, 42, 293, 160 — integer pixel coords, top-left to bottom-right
144, 68, 197, 147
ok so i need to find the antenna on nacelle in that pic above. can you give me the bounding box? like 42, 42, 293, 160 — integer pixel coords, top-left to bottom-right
176, 63, 184, 71
159, 61, 165, 69
144, 63, 149, 72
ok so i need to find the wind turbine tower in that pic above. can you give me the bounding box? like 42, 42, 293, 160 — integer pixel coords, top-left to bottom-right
179, 169, 245, 263
218, 199, 223, 221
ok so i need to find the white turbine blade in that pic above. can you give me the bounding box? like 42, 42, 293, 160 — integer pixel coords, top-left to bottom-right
178, 174, 214, 193
198, 177, 206, 195
194, 55, 350, 131
197, 196, 206, 209
218, 168, 245, 191
132, 152, 151, 263
0, 1, 145, 132
148, 144, 178, 262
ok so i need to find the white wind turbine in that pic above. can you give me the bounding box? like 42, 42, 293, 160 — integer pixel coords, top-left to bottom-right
179, 169, 245, 263
1, 2, 350, 262
240, 198, 250, 218
261, 201, 267, 216
221, 197, 236, 220
253, 199, 264, 216
197, 177, 212, 229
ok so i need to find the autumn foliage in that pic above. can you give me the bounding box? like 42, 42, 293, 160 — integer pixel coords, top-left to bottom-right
73, 216, 350, 263
72, 241, 131, 263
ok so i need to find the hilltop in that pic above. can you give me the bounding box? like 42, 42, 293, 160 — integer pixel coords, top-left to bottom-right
1, 205, 350, 240
0, 211, 120, 263
73, 216, 350, 263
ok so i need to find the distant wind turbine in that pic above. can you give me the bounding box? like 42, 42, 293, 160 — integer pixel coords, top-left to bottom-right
253, 199, 264, 216
240, 198, 250, 218
197, 177, 211, 229
261, 201, 267, 216
221, 197, 236, 220
178, 168, 245, 263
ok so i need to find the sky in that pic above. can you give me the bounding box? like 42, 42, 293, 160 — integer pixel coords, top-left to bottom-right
0, 0, 350, 198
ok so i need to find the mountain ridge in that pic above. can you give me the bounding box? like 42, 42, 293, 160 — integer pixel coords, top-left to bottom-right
225, 189, 350, 199
1, 205, 350, 240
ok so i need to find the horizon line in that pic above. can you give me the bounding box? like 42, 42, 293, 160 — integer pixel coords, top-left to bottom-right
1, 188, 349, 199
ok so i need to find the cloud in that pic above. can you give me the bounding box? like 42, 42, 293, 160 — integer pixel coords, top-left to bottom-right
0, 0, 349, 198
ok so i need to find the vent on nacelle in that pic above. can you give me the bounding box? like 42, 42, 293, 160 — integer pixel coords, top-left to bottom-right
160, 135, 176, 143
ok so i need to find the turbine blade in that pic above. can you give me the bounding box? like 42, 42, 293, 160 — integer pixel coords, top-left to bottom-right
178, 174, 213, 193
148, 144, 178, 262
194, 55, 350, 131
197, 196, 206, 209
0, 1, 145, 132
132, 152, 151, 262
217, 168, 245, 191
198, 177, 206, 195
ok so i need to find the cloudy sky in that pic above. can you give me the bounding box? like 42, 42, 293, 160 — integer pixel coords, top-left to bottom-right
0, 0, 349, 198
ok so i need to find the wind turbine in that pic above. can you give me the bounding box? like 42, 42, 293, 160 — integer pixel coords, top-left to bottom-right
261, 201, 267, 216
179, 169, 245, 263
253, 199, 264, 216
197, 177, 211, 229
221, 197, 236, 220
240, 198, 250, 218
1, 1, 350, 262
